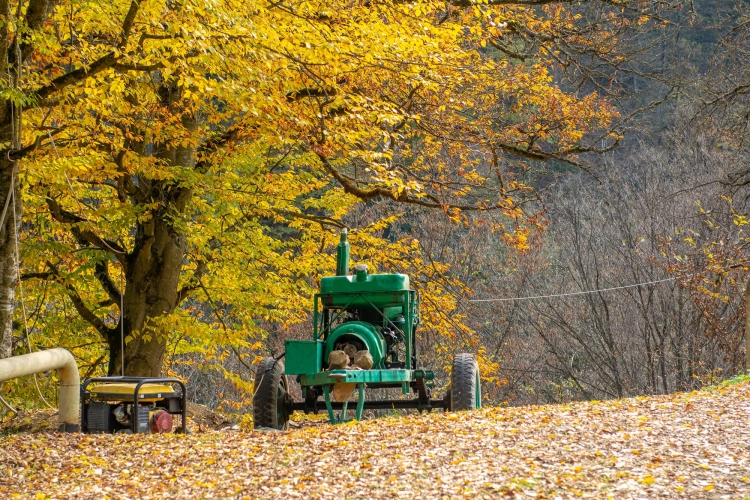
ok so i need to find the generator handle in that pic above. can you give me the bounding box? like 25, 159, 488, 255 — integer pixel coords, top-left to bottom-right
130, 378, 187, 434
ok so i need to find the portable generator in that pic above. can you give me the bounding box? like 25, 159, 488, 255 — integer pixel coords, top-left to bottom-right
81, 377, 187, 434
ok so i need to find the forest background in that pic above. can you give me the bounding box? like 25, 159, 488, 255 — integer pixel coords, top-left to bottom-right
0, 0, 749, 417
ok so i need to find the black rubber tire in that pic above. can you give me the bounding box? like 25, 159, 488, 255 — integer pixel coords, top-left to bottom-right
253, 357, 291, 430
450, 353, 481, 411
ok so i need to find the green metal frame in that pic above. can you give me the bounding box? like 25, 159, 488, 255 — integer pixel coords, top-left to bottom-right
475, 370, 482, 409
293, 276, 424, 422
314, 290, 419, 367
322, 383, 365, 423
279, 231, 441, 424
300, 368, 430, 386
301, 369, 434, 423
252, 232, 485, 428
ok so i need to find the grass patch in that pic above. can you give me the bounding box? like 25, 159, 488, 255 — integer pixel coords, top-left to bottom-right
705, 371, 750, 391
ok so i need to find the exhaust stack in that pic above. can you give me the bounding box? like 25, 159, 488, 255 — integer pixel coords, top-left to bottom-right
336, 229, 350, 276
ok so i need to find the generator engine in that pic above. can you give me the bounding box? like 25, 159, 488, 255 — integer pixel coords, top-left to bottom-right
81, 377, 187, 434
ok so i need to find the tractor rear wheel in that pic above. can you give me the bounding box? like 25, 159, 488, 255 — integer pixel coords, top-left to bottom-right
450, 353, 481, 411
253, 357, 292, 430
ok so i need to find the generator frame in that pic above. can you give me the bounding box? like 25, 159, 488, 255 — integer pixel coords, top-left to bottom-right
81, 376, 187, 434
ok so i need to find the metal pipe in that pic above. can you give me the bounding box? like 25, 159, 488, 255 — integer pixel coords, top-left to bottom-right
335, 228, 350, 276
0, 348, 79, 431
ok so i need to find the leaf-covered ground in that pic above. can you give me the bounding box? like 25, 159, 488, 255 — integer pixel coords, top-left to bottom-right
2, 381, 749, 499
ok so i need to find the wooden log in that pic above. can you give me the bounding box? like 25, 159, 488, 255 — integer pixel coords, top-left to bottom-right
354, 351, 373, 369
342, 343, 358, 360
328, 350, 349, 369
332, 382, 356, 402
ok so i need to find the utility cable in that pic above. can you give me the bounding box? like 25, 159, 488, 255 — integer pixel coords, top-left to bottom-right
47, 130, 127, 375
0, 385, 17, 413
13, 181, 53, 410
47, 131, 125, 257
2, 10, 53, 411
467, 275, 686, 303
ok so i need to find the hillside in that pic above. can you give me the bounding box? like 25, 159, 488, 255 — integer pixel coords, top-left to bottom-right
1, 381, 749, 499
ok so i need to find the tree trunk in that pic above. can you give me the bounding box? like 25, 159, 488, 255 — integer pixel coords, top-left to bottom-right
107, 204, 189, 376
0, 0, 54, 360
107, 83, 197, 377
745, 279, 750, 373
0, 0, 16, 360
0, 161, 20, 359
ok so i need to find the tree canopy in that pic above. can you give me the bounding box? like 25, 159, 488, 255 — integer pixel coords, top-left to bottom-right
1, 0, 642, 406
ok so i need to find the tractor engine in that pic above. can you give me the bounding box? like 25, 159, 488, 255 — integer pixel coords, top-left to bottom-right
259, 228, 487, 429
325, 321, 386, 370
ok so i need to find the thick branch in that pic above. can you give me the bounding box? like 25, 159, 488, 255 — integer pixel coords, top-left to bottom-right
112, 52, 195, 73
118, 1, 142, 49
114, 149, 148, 203
24, 0, 52, 31
46, 196, 129, 268
35, 52, 118, 100
3, 134, 42, 161
286, 87, 337, 102
7, 0, 52, 67
316, 150, 523, 211
195, 127, 240, 172
33, 1, 143, 100
46, 261, 112, 339
94, 260, 123, 307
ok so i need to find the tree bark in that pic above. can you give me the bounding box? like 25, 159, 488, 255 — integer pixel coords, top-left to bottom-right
0, 161, 20, 359
0, 0, 13, 359
0, 0, 55, 360
107, 200, 189, 376
745, 278, 750, 373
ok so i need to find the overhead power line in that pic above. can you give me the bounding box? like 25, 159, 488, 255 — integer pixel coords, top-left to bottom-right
467, 276, 685, 303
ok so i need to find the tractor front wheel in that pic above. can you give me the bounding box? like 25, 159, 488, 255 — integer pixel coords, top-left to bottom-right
450, 353, 482, 411
253, 357, 292, 430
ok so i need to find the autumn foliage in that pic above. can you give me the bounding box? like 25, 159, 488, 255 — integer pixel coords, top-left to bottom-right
1, 0, 621, 407
2, 379, 749, 498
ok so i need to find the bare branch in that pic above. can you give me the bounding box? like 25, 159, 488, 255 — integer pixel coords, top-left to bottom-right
94, 260, 123, 307
269, 207, 345, 228
46, 196, 129, 269
45, 261, 112, 338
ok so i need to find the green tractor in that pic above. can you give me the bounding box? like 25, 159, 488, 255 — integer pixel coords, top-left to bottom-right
253, 230, 482, 429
